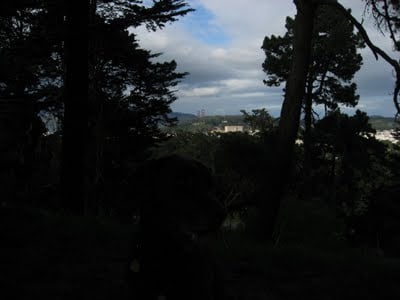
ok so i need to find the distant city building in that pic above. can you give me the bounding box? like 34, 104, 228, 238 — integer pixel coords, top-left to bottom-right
197, 109, 206, 118
223, 125, 244, 133
210, 125, 244, 134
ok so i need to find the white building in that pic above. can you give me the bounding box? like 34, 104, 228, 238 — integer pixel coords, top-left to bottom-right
375, 130, 398, 144
223, 125, 244, 133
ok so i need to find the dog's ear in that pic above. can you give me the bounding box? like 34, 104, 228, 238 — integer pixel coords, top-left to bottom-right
130, 158, 159, 206
130, 155, 183, 212
134, 154, 226, 232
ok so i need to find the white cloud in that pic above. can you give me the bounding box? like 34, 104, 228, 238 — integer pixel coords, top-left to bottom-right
134, 0, 400, 116
197, 0, 296, 41
180, 86, 221, 97
220, 78, 261, 90
231, 92, 267, 98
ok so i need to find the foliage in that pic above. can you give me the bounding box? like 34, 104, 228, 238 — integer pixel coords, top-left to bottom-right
153, 131, 219, 169
94, 0, 193, 148
0, 0, 192, 145
0, 0, 194, 210
262, 6, 364, 113
166, 114, 247, 133
369, 116, 399, 130
0, 1, 60, 203
362, 0, 400, 115
154, 130, 275, 214
3, 0, 400, 261
364, 0, 400, 50
261, 7, 366, 238
307, 110, 391, 245
240, 108, 274, 134
0, 1, 63, 103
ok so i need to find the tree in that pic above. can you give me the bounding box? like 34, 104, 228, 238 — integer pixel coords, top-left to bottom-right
0, 1, 63, 203
263, 8, 364, 113
0, 1, 64, 105
268, 0, 400, 241
352, 0, 400, 116
258, 0, 316, 240
312, 110, 382, 196
241, 108, 274, 134
88, 2, 191, 214
60, 1, 194, 214
311, 110, 389, 247
364, 0, 400, 136
262, 7, 364, 177
59, 0, 90, 214
364, 0, 400, 51
0, 0, 194, 213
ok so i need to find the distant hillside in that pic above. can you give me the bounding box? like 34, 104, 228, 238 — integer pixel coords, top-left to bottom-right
165, 114, 246, 132
169, 113, 246, 125
168, 114, 398, 131
369, 116, 398, 130
168, 112, 197, 123
198, 115, 246, 126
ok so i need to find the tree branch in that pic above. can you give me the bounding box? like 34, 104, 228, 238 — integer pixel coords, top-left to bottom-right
317, 0, 400, 116
382, 0, 399, 49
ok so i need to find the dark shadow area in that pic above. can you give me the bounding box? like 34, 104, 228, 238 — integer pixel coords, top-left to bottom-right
126, 155, 226, 299
1, 1, 400, 299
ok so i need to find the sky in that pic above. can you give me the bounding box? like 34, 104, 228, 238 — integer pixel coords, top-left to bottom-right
134, 0, 398, 117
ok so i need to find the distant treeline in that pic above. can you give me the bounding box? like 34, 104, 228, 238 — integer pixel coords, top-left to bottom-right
170, 112, 398, 131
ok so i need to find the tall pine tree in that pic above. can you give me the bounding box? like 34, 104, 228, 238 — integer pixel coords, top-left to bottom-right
0, 0, 194, 213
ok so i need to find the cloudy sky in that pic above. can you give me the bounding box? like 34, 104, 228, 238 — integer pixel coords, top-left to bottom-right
134, 0, 398, 117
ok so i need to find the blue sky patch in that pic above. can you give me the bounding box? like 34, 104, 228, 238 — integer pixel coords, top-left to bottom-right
182, 4, 231, 46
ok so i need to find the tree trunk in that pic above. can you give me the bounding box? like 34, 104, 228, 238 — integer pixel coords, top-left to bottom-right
263, 0, 317, 240
302, 77, 314, 194
86, 0, 105, 215
61, 1, 90, 214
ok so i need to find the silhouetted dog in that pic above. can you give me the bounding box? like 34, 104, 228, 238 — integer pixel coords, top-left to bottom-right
128, 155, 226, 299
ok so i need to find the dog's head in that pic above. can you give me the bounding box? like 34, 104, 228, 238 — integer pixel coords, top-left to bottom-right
138, 154, 226, 234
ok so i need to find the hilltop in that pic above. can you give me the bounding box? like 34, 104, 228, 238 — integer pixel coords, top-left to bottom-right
170, 113, 398, 132
168, 112, 197, 122
368, 116, 398, 130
